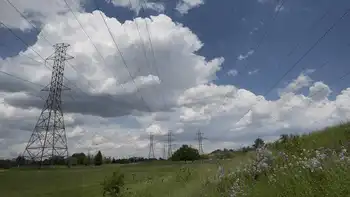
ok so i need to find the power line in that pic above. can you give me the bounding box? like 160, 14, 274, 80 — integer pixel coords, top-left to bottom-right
0, 21, 81, 93
22, 43, 72, 167
262, 66, 350, 139
62, 0, 141, 108
222, 4, 335, 102
232, 8, 350, 126
3, 0, 53, 46
0, 43, 43, 65
235, 0, 288, 77
287, 3, 336, 57
138, 0, 167, 108
93, 1, 154, 114
0, 70, 45, 89
1, 2, 103, 102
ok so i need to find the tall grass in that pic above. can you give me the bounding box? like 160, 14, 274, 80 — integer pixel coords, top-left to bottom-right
202, 123, 350, 197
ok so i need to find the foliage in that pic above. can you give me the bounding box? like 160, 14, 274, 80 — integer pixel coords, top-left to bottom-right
171, 145, 200, 161
104, 156, 112, 164
175, 166, 195, 183
253, 137, 265, 149
71, 153, 87, 165
68, 156, 78, 166
203, 123, 350, 197
101, 169, 125, 197
94, 151, 103, 166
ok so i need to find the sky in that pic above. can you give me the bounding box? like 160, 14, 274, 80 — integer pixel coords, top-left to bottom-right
0, 0, 350, 159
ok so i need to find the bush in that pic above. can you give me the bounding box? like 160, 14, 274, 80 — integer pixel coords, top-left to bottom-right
101, 169, 125, 197
171, 145, 200, 161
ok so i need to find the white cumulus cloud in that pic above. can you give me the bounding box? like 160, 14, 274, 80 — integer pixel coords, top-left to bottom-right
176, 0, 204, 15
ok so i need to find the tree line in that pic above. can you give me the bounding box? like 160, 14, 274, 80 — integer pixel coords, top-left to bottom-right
0, 136, 275, 169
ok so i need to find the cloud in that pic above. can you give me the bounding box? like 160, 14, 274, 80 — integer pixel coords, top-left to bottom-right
227, 69, 238, 77
1, 11, 223, 118
176, 0, 204, 15
238, 50, 254, 61
0, 0, 82, 30
107, 0, 165, 14
2, 66, 350, 158
257, 0, 285, 12
280, 73, 312, 95
249, 27, 260, 35
2, 2, 350, 159
275, 4, 285, 12
248, 69, 259, 75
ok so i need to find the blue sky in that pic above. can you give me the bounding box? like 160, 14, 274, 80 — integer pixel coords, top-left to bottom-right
2, 0, 350, 99
1, 0, 350, 158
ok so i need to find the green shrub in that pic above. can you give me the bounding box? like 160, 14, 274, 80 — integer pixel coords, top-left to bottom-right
101, 169, 125, 197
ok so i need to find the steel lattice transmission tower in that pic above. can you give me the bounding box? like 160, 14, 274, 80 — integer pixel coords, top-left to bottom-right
22, 43, 73, 167
196, 129, 206, 154
162, 143, 167, 160
167, 130, 175, 159
148, 133, 155, 159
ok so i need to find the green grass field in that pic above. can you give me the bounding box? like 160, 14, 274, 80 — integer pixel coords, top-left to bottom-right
1, 123, 350, 197
0, 159, 243, 197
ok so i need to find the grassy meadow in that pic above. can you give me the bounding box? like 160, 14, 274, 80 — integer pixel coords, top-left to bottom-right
0, 159, 243, 197
1, 123, 350, 197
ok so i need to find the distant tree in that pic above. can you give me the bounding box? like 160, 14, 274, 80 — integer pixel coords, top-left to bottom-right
68, 156, 78, 166
104, 156, 112, 164
16, 156, 26, 166
86, 153, 94, 166
171, 145, 200, 161
94, 151, 103, 166
241, 146, 253, 153
253, 138, 265, 149
72, 153, 87, 165
280, 134, 289, 143
200, 154, 209, 160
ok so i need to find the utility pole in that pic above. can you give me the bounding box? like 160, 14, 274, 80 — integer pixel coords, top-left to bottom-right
148, 133, 155, 159
196, 129, 206, 154
22, 43, 73, 168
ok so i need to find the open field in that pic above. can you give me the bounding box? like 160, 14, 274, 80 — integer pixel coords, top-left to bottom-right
0, 159, 244, 197
1, 123, 350, 197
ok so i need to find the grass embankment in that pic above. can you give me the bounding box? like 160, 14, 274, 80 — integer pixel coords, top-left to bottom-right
202, 123, 350, 197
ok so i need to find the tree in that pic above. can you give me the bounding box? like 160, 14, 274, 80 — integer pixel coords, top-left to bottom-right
16, 156, 26, 166
86, 153, 93, 166
68, 156, 78, 166
94, 151, 103, 166
280, 134, 289, 143
253, 138, 265, 149
72, 153, 87, 165
171, 145, 200, 161
104, 156, 112, 164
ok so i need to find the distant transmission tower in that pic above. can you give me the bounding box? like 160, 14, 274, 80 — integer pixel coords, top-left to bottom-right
162, 143, 167, 160
196, 129, 206, 154
22, 43, 73, 167
167, 130, 175, 159
148, 133, 155, 159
